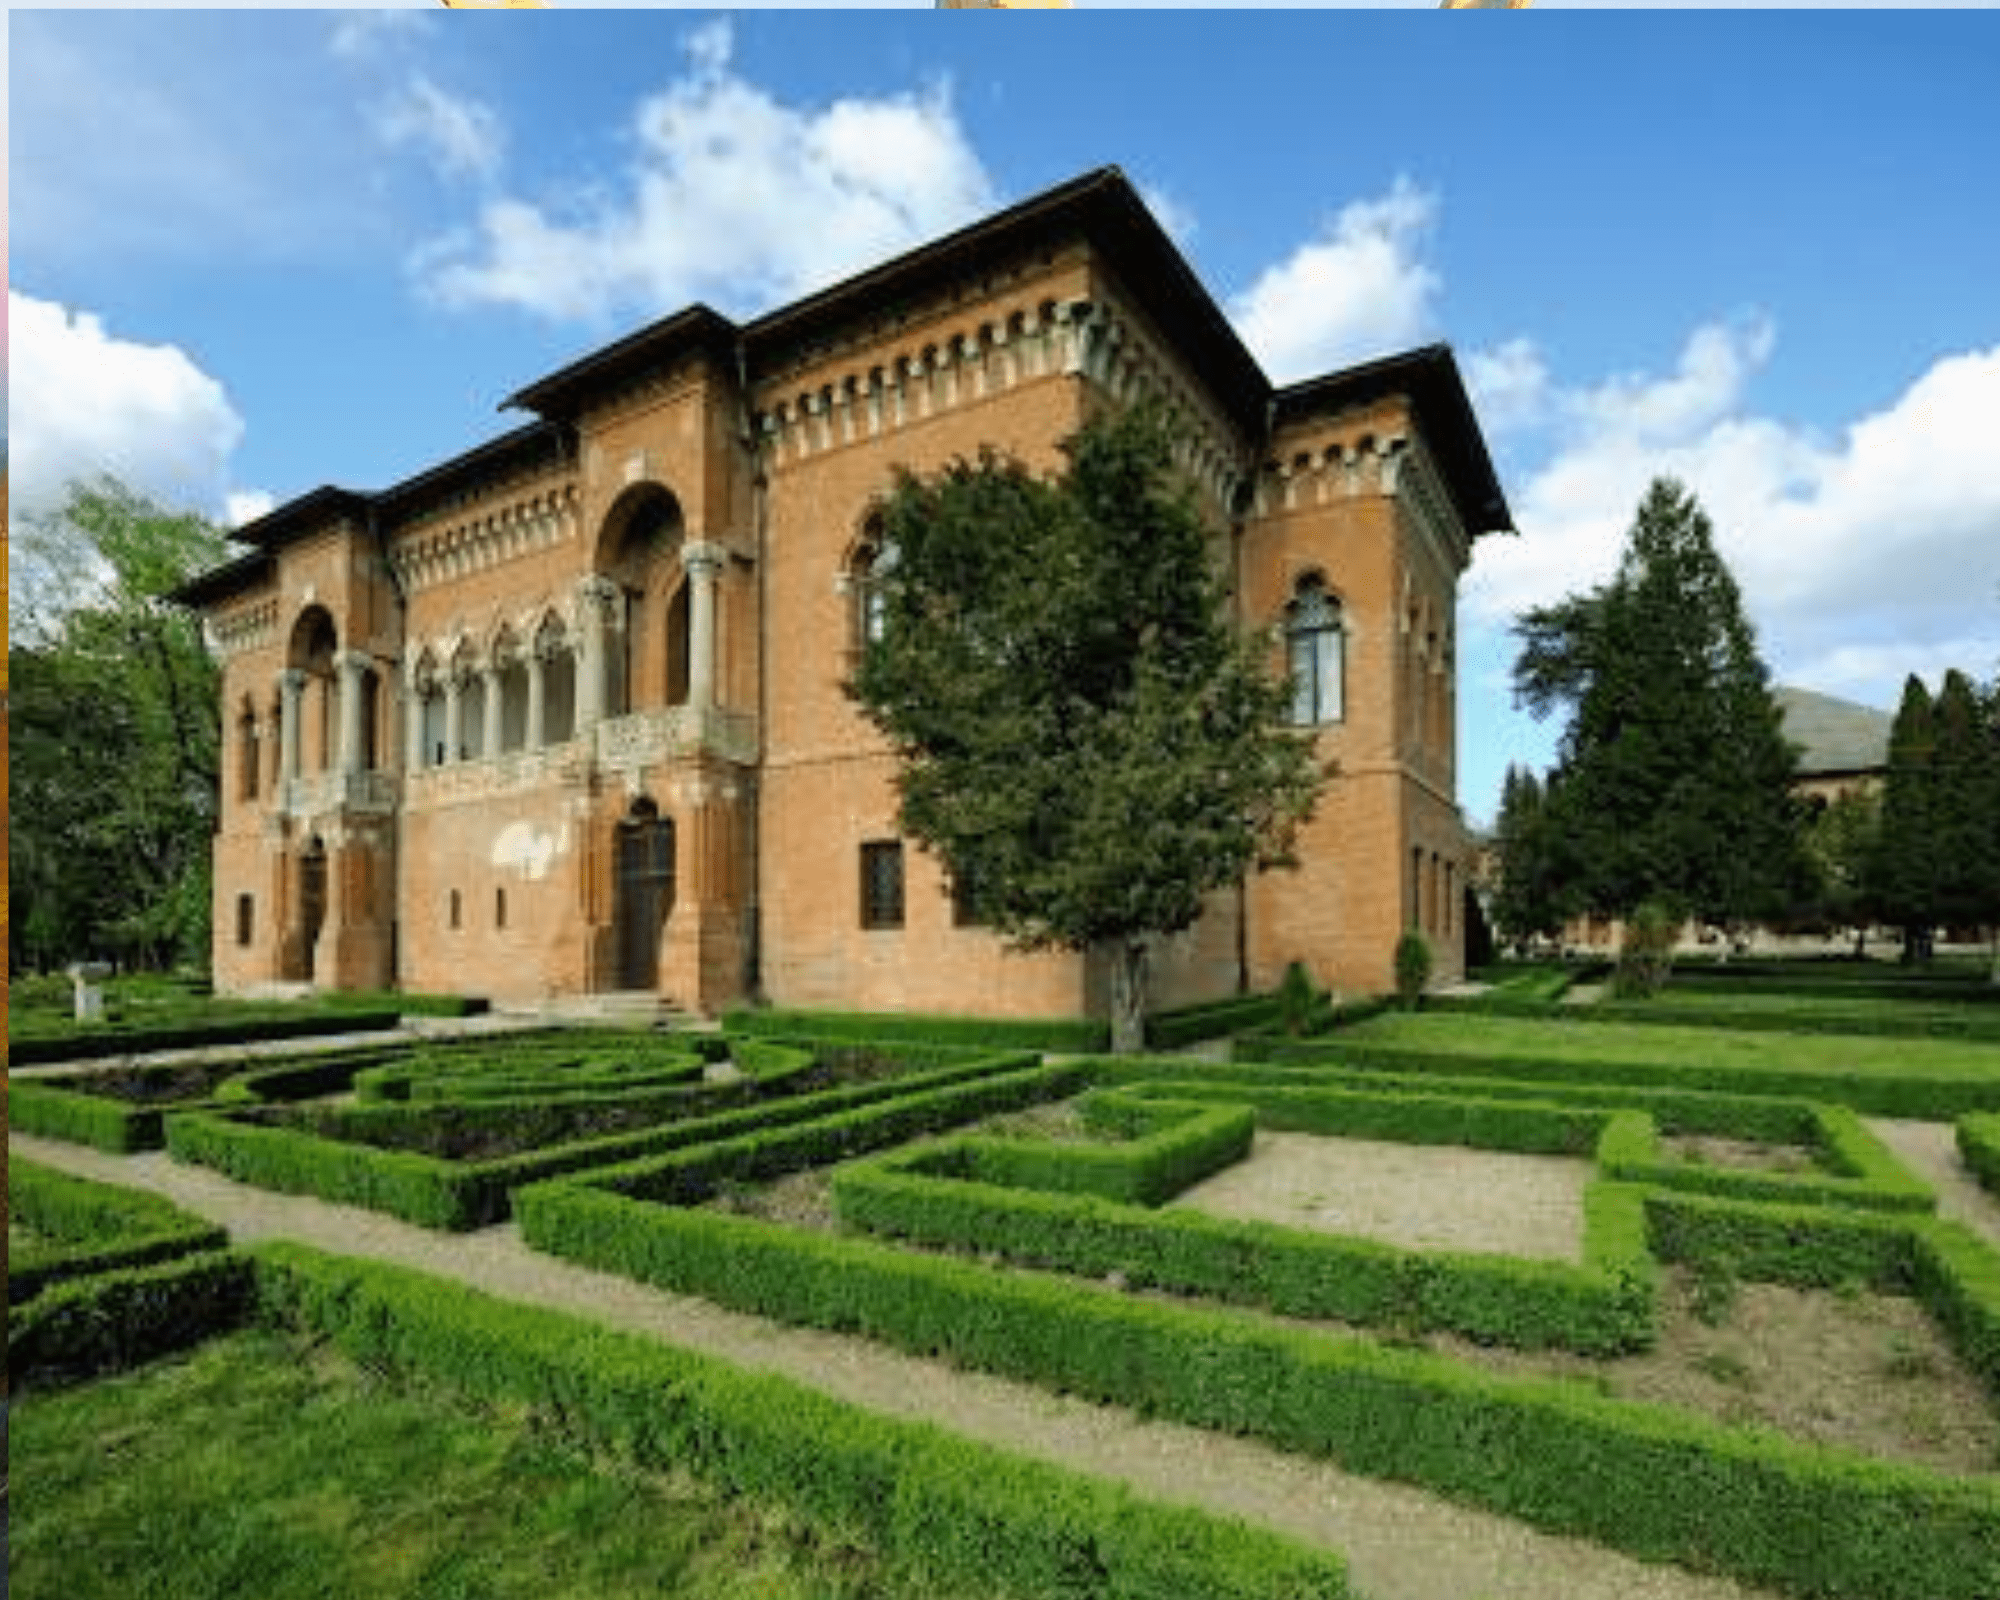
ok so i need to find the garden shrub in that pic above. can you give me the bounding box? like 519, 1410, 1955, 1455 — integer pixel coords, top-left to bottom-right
832, 1147, 1654, 1355
8, 1159, 229, 1303
8, 1250, 256, 1389
9, 1009, 406, 1066
168, 1050, 1048, 1229
1241, 1034, 2000, 1118
1143, 992, 1283, 1050
1277, 961, 1318, 1037
516, 1179, 2000, 1600
1956, 1114, 2000, 1199
249, 1243, 1355, 1600
1393, 930, 1432, 1011
725, 1007, 1109, 1054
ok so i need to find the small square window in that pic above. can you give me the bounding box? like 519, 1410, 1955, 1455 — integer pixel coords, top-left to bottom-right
860, 841, 905, 931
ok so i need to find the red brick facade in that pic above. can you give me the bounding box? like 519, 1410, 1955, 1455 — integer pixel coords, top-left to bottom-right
181, 169, 1512, 1016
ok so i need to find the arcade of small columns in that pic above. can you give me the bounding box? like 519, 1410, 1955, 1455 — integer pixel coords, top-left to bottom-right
255, 539, 730, 802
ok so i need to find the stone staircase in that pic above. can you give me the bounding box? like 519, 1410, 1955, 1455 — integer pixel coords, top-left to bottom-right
513, 990, 688, 1029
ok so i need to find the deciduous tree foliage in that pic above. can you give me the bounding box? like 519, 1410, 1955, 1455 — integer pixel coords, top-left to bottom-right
9, 478, 226, 973
1511, 477, 1802, 943
847, 405, 1322, 1051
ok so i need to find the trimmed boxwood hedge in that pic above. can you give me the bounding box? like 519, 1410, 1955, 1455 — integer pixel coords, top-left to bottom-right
1143, 993, 1280, 1051
725, 1006, 1109, 1054
8, 1249, 256, 1389
516, 1174, 2000, 1600
833, 1145, 1656, 1356
1959, 1113, 2000, 1201
1239, 1034, 2000, 1118
8, 1159, 229, 1303
250, 1242, 1354, 1600
9, 1008, 407, 1066
167, 1049, 1044, 1229
13, 1045, 401, 1152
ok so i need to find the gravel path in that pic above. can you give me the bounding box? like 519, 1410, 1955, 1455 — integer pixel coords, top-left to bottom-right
1865, 1117, 2000, 1248
1171, 1132, 1592, 1263
9, 1132, 1784, 1600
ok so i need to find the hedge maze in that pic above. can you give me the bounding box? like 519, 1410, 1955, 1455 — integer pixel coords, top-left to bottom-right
17, 1013, 2000, 1599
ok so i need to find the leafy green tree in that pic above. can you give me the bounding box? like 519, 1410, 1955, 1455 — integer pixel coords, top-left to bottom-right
1512, 478, 1803, 950
1802, 788, 1881, 954
1489, 763, 1570, 952
847, 405, 1322, 1052
8, 477, 226, 973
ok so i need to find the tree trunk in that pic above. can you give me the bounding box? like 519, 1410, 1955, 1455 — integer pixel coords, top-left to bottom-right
1108, 937, 1149, 1055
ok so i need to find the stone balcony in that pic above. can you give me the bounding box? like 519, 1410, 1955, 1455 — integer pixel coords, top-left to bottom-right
397, 703, 759, 809
282, 769, 400, 817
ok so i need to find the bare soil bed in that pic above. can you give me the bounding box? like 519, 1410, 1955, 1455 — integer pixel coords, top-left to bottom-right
59, 1061, 239, 1104
1661, 1134, 1823, 1174
1169, 1131, 1594, 1263
1445, 1267, 1998, 1476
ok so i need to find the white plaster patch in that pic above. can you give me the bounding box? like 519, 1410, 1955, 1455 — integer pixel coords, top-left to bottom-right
492, 820, 563, 880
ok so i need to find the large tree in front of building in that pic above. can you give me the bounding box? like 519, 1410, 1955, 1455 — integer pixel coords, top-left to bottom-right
847, 405, 1322, 1052
1511, 478, 1802, 948
8, 477, 226, 973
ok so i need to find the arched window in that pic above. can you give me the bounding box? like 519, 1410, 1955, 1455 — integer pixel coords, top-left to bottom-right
1286, 579, 1344, 726
853, 532, 899, 648
238, 701, 260, 803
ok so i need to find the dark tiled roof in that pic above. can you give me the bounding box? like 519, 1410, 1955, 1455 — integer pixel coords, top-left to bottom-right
1774, 685, 1893, 776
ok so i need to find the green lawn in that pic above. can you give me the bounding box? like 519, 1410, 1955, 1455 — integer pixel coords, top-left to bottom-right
11, 1331, 989, 1600
1343, 1011, 2000, 1083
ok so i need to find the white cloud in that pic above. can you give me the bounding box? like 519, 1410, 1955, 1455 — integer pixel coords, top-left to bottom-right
418, 19, 996, 324
1138, 180, 1197, 247
1465, 337, 1551, 437
1228, 177, 1441, 385
1465, 329, 2000, 713
226, 489, 279, 528
376, 73, 505, 184
330, 10, 433, 61
7, 291, 250, 531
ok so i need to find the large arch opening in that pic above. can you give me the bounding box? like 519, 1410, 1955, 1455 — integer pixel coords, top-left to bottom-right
596, 485, 686, 715
288, 606, 339, 773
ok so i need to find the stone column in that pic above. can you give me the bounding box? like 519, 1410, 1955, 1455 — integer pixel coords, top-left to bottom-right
335, 649, 370, 776
443, 675, 464, 765
574, 575, 621, 733
482, 661, 504, 761
682, 541, 727, 711
405, 678, 426, 773
526, 648, 547, 750
278, 669, 305, 790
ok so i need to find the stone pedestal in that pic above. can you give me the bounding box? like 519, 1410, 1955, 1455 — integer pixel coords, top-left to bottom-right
68, 961, 112, 1022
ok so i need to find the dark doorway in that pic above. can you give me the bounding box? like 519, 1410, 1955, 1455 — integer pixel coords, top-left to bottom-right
614, 805, 675, 990
300, 837, 328, 981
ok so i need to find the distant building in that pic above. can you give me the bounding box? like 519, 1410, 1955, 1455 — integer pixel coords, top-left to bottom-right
1772, 685, 1893, 808
175, 168, 1513, 1016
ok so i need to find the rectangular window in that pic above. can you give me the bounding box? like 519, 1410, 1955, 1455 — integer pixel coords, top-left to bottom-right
496, 887, 508, 930
236, 894, 254, 948
860, 841, 906, 930
449, 889, 462, 931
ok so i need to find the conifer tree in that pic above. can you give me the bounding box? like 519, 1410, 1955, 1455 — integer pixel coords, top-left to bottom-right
1490, 763, 1568, 952
1512, 478, 1802, 944
1871, 675, 1942, 961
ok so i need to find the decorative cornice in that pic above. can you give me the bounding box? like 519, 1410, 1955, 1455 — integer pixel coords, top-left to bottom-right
390, 482, 582, 594
1381, 432, 1474, 578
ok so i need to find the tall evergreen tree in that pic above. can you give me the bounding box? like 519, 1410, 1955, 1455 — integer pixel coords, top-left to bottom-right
1871, 675, 1941, 961
1931, 669, 2000, 938
1490, 763, 1569, 951
1512, 477, 1802, 938
847, 405, 1322, 1051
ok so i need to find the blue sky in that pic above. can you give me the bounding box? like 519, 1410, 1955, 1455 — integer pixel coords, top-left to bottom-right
8, 7, 1999, 827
